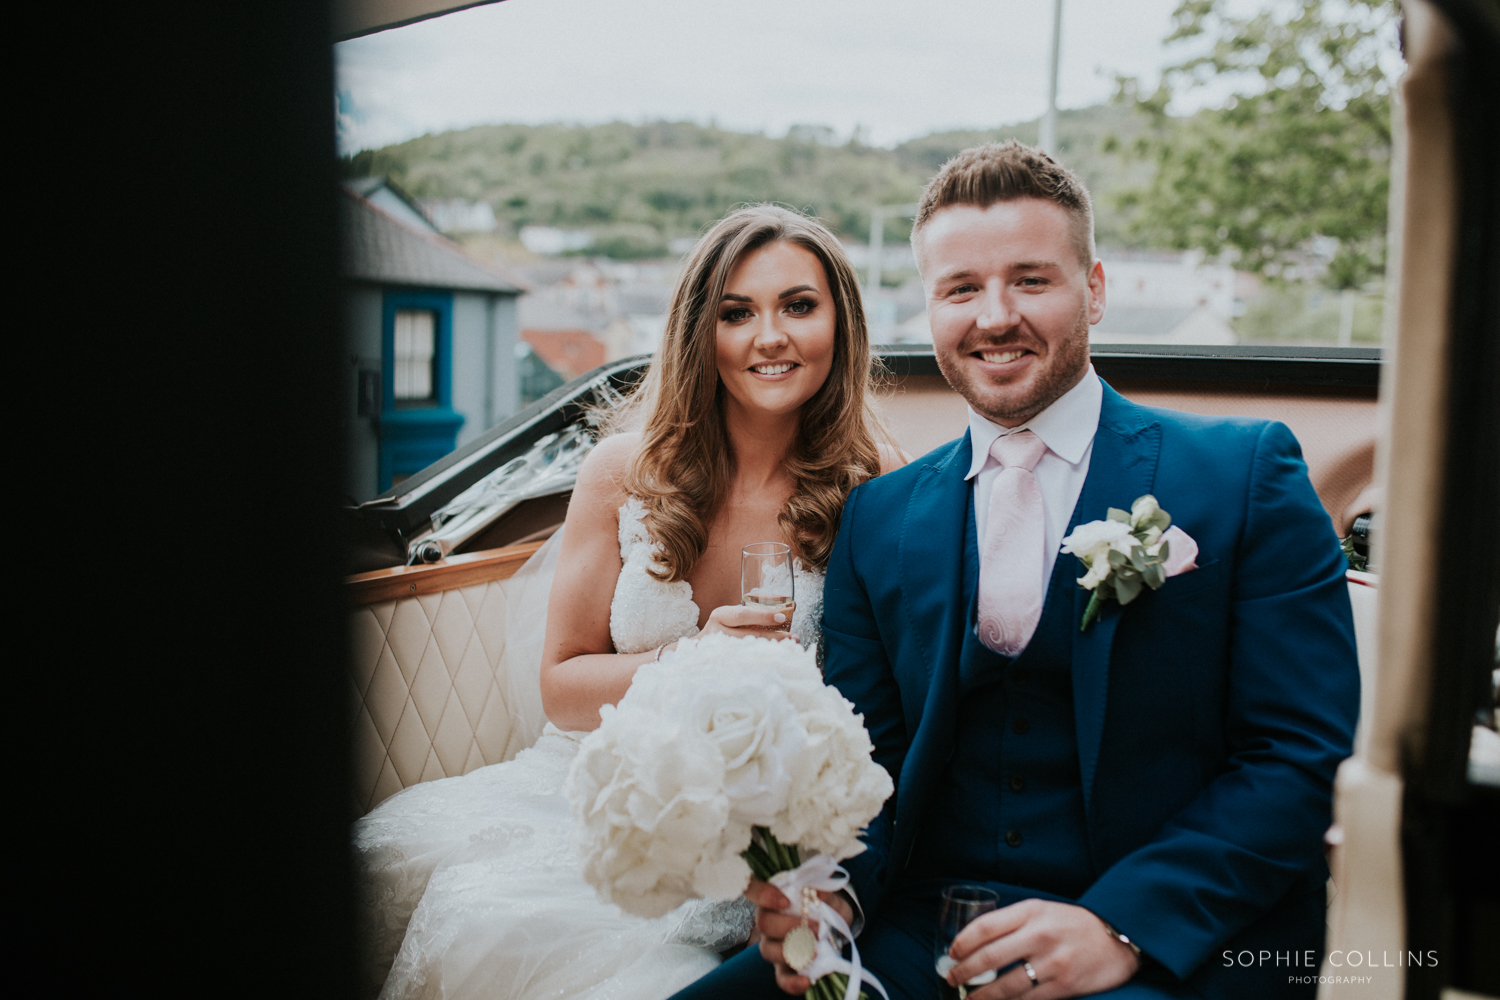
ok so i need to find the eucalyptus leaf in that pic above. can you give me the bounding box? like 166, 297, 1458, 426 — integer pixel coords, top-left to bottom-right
1107, 508, 1131, 523
1128, 546, 1149, 572
1157, 539, 1171, 563
1108, 549, 1128, 568
1143, 562, 1166, 590
1116, 573, 1143, 604
1146, 509, 1172, 532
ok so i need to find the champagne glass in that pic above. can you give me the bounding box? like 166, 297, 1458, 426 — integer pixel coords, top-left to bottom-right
741, 542, 795, 632
935, 885, 999, 994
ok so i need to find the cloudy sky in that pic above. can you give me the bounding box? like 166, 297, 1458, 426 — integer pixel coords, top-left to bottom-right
335, 0, 1196, 154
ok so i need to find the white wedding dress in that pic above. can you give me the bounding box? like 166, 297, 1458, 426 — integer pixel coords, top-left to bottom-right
355, 498, 825, 1000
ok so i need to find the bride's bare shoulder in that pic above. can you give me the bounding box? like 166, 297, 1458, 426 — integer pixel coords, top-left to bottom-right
570, 432, 642, 515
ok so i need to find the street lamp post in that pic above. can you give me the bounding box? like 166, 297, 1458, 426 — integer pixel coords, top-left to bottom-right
1039, 0, 1064, 156
866, 203, 921, 292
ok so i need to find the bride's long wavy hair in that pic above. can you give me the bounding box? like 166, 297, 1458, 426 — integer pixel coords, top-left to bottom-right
620, 205, 887, 582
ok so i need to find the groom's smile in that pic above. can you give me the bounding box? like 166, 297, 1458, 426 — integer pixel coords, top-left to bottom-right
920, 198, 1106, 427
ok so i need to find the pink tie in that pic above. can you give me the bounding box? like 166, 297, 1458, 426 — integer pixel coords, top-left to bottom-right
976, 429, 1048, 657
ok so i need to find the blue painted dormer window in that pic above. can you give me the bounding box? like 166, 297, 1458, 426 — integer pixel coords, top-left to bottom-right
379, 290, 464, 490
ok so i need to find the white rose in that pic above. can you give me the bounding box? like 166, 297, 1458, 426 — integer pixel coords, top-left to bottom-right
1130, 494, 1160, 528
1060, 518, 1134, 559
1076, 555, 1113, 590
666, 648, 807, 827
1061, 518, 1135, 589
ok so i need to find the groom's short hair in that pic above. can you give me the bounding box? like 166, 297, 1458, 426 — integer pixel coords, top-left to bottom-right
912, 141, 1095, 271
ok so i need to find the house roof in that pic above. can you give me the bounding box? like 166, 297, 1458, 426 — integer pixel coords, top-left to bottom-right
521, 328, 605, 380
344, 175, 438, 233
341, 188, 527, 295
345, 175, 425, 212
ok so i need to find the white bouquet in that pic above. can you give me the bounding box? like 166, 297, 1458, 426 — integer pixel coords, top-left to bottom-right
566, 633, 893, 1000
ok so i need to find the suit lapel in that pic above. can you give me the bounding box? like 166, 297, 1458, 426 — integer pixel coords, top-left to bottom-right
1071, 384, 1162, 820
896, 434, 972, 778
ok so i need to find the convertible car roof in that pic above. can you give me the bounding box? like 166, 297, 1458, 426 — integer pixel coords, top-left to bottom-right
333, 0, 509, 41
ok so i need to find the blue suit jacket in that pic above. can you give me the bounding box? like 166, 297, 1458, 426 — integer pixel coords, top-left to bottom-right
823, 382, 1360, 981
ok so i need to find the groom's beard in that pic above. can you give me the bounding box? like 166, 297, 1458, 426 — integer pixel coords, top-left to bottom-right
937, 305, 1092, 427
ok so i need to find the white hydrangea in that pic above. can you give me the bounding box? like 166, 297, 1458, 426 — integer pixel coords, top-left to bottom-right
566, 633, 893, 915
567, 705, 751, 917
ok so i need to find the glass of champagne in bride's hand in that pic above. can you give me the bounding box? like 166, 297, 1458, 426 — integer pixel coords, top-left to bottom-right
741, 542, 795, 632
935, 885, 999, 996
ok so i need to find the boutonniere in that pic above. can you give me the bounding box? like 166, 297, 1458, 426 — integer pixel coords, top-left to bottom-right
1061, 495, 1200, 632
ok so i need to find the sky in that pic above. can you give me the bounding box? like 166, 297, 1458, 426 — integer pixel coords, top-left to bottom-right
335, 0, 1193, 154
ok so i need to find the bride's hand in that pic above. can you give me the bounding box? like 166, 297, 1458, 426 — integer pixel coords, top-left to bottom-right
699, 605, 800, 640
745, 878, 854, 996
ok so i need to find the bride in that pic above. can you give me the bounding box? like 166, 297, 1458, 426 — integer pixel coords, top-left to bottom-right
355, 204, 901, 1000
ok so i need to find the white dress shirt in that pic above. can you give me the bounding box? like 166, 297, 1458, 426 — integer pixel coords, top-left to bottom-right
965, 366, 1103, 595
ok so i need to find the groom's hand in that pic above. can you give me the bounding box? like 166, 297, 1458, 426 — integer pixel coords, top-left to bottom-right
744, 878, 855, 996
946, 900, 1139, 1000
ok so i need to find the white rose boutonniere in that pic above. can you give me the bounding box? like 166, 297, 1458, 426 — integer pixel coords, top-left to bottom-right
1061, 494, 1200, 631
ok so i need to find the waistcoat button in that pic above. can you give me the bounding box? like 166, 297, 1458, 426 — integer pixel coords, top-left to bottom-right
1005, 829, 1023, 848
1010, 774, 1026, 793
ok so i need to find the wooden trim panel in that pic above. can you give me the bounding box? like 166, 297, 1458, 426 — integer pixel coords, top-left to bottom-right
345, 540, 545, 605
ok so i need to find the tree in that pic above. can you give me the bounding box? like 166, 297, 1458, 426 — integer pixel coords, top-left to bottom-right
1113, 1, 1398, 288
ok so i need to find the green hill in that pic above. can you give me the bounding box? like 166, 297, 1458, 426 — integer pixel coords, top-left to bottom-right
342, 103, 1153, 258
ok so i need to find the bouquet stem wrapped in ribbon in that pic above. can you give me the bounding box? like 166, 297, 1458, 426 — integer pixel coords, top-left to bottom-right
747, 830, 887, 1000
566, 634, 893, 1000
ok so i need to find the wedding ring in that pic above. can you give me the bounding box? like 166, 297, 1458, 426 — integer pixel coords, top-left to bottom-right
1023, 960, 1039, 987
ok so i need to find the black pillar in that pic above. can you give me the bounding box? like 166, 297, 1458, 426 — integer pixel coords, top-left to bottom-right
29, 2, 355, 995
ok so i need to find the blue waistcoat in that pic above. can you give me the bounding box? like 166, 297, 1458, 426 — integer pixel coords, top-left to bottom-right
906, 484, 1092, 899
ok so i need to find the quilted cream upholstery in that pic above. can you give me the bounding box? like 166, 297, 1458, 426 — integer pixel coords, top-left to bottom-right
1347, 576, 1379, 758
349, 571, 542, 815
348, 569, 1381, 817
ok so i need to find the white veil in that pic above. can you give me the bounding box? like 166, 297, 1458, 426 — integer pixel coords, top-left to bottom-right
495, 526, 564, 761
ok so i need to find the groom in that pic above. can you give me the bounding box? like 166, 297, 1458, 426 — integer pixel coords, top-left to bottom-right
674, 142, 1360, 999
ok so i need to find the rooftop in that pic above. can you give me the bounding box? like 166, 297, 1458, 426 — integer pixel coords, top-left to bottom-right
341, 189, 527, 295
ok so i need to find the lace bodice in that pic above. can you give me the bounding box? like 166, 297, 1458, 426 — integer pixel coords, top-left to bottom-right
608, 498, 825, 654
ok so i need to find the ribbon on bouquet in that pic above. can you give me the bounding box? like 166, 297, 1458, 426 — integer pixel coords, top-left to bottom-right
769, 854, 890, 1000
